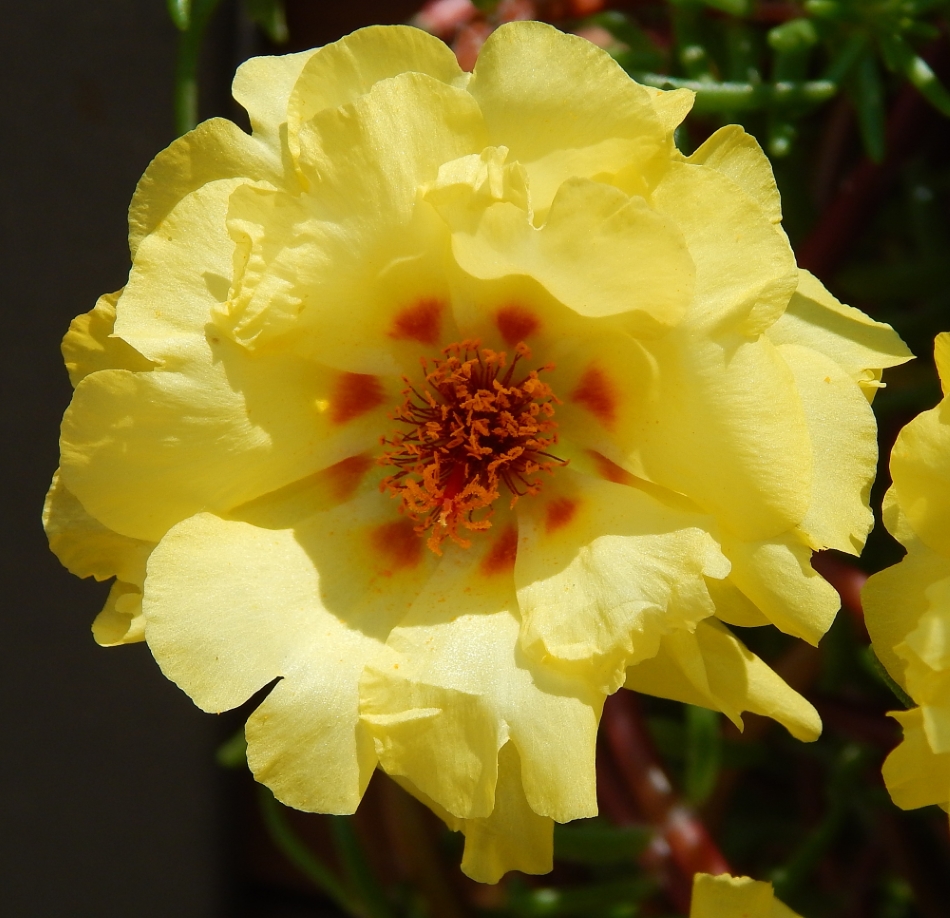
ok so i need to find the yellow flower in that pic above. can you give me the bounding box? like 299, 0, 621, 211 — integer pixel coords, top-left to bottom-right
45, 22, 909, 882
690, 873, 802, 918
864, 333, 950, 814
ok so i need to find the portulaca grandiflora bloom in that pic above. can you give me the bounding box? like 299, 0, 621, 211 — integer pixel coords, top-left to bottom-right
45, 21, 910, 881
864, 334, 950, 817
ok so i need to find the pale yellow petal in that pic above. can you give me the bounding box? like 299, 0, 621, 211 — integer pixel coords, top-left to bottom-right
246, 658, 377, 814
628, 331, 812, 542
394, 745, 554, 884
625, 618, 821, 741
890, 397, 950, 558
777, 342, 878, 553
142, 508, 417, 811
43, 471, 153, 583
470, 21, 675, 214
128, 120, 278, 257
286, 25, 465, 167
119, 177, 246, 361
61, 291, 152, 387
651, 161, 797, 337
92, 580, 146, 647
721, 532, 839, 644
687, 125, 781, 225
863, 494, 950, 684
225, 73, 484, 369
436, 175, 694, 333
690, 873, 802, 918
767, 270, 912, 394
215, 181, 454, 374
59, 338, 385, 542
882, 708, 950, 810
232, 47, 319, 147
361, 535, 601, 822
515, 470, 728, 692
707, 576, 770, 628
458, 743, 554, 883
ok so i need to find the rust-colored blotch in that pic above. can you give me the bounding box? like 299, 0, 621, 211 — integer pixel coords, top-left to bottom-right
481, 525, 518, 575
329, 372, 385, 425
587, 450, 636, 487
389, 298, 443, 345
571, 365, 618, 428
495, 304, 540, 346
371, 519, 424, 571
545, 497, 579, 534
325, 454, 374, 501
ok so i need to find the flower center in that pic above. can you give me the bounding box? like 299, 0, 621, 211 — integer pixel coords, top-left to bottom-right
379, 340, 564, 554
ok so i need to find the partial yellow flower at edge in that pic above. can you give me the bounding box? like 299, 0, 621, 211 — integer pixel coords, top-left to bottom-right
690, 873, 802, 918
864, 333, 950, 815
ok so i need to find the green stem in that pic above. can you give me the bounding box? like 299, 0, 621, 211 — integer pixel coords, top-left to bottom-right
172, 0, 224, 136
328, 816, 396, 918
629, 72, 838, 113
257, 786, 359, 917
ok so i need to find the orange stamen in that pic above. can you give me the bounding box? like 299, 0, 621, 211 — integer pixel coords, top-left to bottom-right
379, 340, 565, 554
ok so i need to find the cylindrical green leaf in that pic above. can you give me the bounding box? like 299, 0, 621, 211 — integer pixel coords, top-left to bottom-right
851, 49, 886, 163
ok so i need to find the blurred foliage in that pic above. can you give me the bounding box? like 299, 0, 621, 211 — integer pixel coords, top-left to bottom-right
588, 0, 950, 161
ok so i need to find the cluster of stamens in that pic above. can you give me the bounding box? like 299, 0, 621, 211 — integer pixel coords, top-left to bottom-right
379, 340, 564, 554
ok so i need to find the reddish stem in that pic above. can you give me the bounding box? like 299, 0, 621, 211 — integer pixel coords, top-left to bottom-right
602, 691, 731, 901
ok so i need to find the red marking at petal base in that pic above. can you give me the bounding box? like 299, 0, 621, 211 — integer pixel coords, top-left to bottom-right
496, 304, 540, 346
545, 498, 579, 534
481, 526, 518, 575
389, 299, 443, 345
571, 365, 618, 428
587, 450, 636, 487
325, 454, 374, 501
371, 519, 424, 571
330, 373, 385, 425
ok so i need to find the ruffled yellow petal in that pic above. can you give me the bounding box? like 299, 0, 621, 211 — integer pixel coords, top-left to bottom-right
651, 160, 797, 337
934, 331, 950, 393
767, 270, 912, 396
142, 508, 417, 812
625, 618, 821, 741
60, 337, 379, 543
361, 533, 601, 823
43, 471, 152, 584
690, 873, 802, 918
434, 172, 694, 333
777, 342, 877, 553
232, 47, 319, 147
218, 73, 484, 367
515, 469, 728, 692
882, 708, 950, 811
628, 332, 811, 542
469, 21, 686, 214
92, 581, 147, 647
128, 119, 280, 257
687, 125, 781, 226
396, 743, 554, 884
863, 490, 950, 684
61, 290, 153, 386
286, 25, 466, 167
721, 532, 840, 644
890, 397, 950, 558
